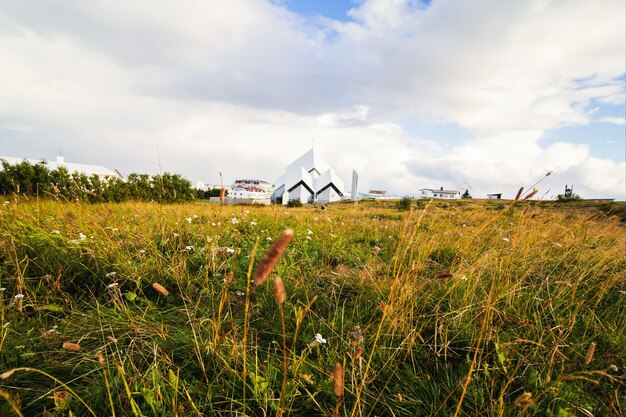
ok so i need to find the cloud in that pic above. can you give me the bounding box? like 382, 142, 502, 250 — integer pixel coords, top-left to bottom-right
598, 116, 626, 126
0, 0, 624, 200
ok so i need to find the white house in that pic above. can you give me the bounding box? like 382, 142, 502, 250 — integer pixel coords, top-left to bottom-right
419, 187, 461, 199
1, 156, 118, 180
272, 148, 346, 205
229, 179, 274, 199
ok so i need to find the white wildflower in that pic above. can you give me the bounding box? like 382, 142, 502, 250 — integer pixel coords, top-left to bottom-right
236, 290, 245, 297
225, 247, 235, 254
212, 222, 216, 226
307, 229, 314, 235
315, 333, 327, 344
266, 237, 272, 241
313, 216, 318, 221
502, 237, 510, 242
231, 217, 238, 224
51, 230, 60, 234
306, 236, 312, 240
460, 275, 468, 281
14, 294, 24, 299
172, 233, 179, 237
78, 232, 87, 240
185, 217, 192, 223
105, 272, 117, 278
107, 282, 119, 289
112, 228, 118, 231
250, 221, 257, 226
139, 249, 146, 254
206, 237, 213, 243
193, 214, 198, 219
185, 246, 194, 251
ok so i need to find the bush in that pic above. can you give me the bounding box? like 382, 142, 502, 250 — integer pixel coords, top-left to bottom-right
397, 197, 412, 211
287, 199, 303, 207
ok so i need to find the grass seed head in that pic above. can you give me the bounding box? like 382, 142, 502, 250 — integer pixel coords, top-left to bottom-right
253, 229, 294, 287
62, 342, 81, 351
152, 282, 170, 296
0, 369, 16, 380
332, 363, 344, 397
514, 187, 524, 201
584, 342, 596, 365
273, 276, 286, 305
514, 392, 533, 406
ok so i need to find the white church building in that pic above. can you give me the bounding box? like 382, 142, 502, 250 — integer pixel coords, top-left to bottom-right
272, 148, 347, 205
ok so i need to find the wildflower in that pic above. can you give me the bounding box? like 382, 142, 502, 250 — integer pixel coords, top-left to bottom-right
236, 290, 245, 297
51, 230, 60, 234
185, 217, 192, 223
212, 222, 216, 226
193, 214, 198, 219
107, 282, 119, 289
307, 229, 314, 235
0, 287, 6, 292
139, 249, 146, 254
3, 201, 9, 205
231, 217, 238, 224
172, 233, 179, 237
266, 237, 272, 241
14, 294, 23, 300
185, 245, 194, 251
112, 228, 118, 231
105, 272, 117, 279
314, 216, 318, 221
460, 275, 468, 281
225, 247, 235, 254
206, 237, 213, 243
250, 221, 257, 226
502, 237, 510, 242
3, 322, 11, 328
306, 236, 312, 240
78, 232, 87, 240
315, 333, 327, 344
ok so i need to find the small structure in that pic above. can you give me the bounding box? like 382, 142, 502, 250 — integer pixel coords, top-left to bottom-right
487, 193, 502, 200
272, 148, 346, 205
419, 187, 461, 199
1, 155, 118, 180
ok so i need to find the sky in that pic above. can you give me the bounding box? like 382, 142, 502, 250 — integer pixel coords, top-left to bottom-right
0, 0, 624, 199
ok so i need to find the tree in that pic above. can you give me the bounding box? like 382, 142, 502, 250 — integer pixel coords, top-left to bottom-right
461, 189, 472, 199
397, 197, 412, 211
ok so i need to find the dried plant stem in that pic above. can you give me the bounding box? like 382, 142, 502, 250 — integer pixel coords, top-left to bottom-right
277, 302, 288, 417
242, 238, 260, 414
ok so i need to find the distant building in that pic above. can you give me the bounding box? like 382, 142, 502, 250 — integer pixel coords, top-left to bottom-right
229, 179, 274, 199
369, 189, 386, 196
1, 156, 118, 180
487, 193, 502, 200
272, 148, 346, 205
419, 187, 461, 199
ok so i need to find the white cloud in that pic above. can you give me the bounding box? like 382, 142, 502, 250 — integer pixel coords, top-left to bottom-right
598, 117, 626, 126
0, 0, 624, 199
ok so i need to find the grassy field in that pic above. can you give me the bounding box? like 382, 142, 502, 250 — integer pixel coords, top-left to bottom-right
0, 198, 624, 416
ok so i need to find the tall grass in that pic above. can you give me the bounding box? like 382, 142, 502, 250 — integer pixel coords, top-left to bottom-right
0, 198, 624, 416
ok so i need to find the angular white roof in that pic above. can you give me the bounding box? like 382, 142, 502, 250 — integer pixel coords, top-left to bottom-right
274, 148, 346, 202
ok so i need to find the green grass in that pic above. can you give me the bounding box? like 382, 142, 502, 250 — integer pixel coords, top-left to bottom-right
0, 198, 624, 416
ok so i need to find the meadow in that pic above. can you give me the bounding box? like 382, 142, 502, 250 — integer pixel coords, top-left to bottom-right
0, 197, 624, 416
